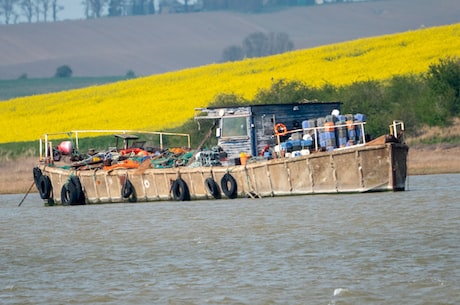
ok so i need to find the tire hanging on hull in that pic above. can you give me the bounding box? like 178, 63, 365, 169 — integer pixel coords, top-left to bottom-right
61, 176, 85, 205
221, 173, 238, 199
171, 178, 190, 201
205, 177, 221, 199
33, 167, 52, 200
121, 178, 137, 202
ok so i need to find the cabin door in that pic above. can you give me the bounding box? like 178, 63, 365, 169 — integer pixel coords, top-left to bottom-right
253, 114, 277, 155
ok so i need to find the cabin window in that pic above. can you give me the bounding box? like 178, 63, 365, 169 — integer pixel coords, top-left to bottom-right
221, 117, 248, 138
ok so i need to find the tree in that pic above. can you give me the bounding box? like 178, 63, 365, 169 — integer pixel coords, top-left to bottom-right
125, 69, 136, 78
268, 32, 294, 55
243, 32, 269, 58
228, 0, 263, 12
0, 0, 18, 24
425, 56, 460, 118
38, 0, 51, 22
51, 0, 62, 21
84, 0, 106, 18
222, 32, 294, 61
132, 0, 148, 15
108, 0, 122, 16
33, 0, 39, 21
208, 93, 249, 108
201, 0, 228, 10
55, 65, 72, 78
253, 79, 318, 105
20, 0, 34, 23
221, 45, 244, 62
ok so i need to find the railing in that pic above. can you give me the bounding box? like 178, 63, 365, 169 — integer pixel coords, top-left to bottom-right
40, 130, 191, 162
389, 120, 405, 142
275, 121, 367, 152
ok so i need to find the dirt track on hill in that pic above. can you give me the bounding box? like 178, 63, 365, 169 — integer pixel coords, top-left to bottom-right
1, 145, 459, 195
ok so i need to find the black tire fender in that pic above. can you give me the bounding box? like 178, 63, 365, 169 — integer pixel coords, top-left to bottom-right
33, 167, 42, 187
171, 178, 190, 201
38, 175, 52, 200
122, 179, 135, 199
61, 176, 85, 205
221, 173, 238, 199
205, 177, 221, 199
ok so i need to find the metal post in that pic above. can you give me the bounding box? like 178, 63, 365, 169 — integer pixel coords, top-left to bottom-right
44, 134, 49, 160
39, 138, 43, 162
75, 132, 79, 150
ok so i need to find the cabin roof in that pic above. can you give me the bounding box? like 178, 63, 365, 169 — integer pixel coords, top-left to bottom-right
114, 134, 139, 140
199, 101, 341, 111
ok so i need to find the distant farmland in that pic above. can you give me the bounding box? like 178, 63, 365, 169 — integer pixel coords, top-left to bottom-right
1, 23, 459, 144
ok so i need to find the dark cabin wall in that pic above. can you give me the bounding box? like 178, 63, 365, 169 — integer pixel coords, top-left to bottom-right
251, 102, 341, 130
200, 102, 341, 159
251, 102, 341, 155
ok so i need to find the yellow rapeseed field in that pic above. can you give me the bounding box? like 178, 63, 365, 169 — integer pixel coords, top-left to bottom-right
1, 23, 459, 144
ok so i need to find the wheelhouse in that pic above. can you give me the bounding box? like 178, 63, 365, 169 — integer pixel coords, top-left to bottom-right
195, 101, 342, 159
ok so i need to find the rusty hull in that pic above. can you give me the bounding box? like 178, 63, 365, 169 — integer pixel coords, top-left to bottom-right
41, 142, 408, 205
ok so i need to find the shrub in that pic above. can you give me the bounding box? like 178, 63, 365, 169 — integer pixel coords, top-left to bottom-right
222, 32, 294, 62
425, 56, 460, 120
54, 65, 73, 78
253, 79, 319, 105
125, 70, 136, 78
208, 93, 249, 107
221, 45, 244, 62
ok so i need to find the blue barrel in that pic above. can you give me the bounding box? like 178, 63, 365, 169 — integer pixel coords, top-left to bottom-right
325, 115, 337, 123
302, 119, 316, 131
316, 117, 326, 149
354, 113, 366, 122
336, 125, 347, 148
335, 115, 347, 147
280, 141, 293, 152
301, 138, 313, 148
324, 121, 336, 151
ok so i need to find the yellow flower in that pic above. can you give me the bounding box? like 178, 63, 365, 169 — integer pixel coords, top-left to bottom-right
1, 23, 459, 143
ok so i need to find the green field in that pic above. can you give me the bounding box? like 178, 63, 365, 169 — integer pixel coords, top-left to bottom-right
0, 76, 128, 101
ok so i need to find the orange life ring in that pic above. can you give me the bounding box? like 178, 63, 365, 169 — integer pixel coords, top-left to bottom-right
274, 123, 288, 136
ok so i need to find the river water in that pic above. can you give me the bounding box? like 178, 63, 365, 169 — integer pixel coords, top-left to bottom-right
1, 174, 459, 305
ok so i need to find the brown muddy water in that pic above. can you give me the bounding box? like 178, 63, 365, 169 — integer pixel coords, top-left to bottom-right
1, 174, 459, 305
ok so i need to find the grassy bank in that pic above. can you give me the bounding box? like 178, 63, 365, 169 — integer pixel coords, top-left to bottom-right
0, 76, 127, 101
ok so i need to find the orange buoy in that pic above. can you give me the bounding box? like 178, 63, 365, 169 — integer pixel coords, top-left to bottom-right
274, 123, 288, 136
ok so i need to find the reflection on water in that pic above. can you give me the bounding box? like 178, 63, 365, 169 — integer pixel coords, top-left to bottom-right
1, 174, 459, 305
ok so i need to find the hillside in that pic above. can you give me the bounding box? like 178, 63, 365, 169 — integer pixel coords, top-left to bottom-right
1, 22, 459, 144
0, 0, 458, 79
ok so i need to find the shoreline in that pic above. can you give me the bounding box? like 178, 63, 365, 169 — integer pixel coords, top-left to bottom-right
1, 145, 459, 195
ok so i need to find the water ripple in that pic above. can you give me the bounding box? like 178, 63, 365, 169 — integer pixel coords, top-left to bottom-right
1, 174, 459, 305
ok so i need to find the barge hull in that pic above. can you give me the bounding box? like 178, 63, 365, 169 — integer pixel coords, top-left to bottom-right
40, 142, 408, 205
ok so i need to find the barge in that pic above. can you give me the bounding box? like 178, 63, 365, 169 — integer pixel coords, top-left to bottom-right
33, 102, 408, 205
